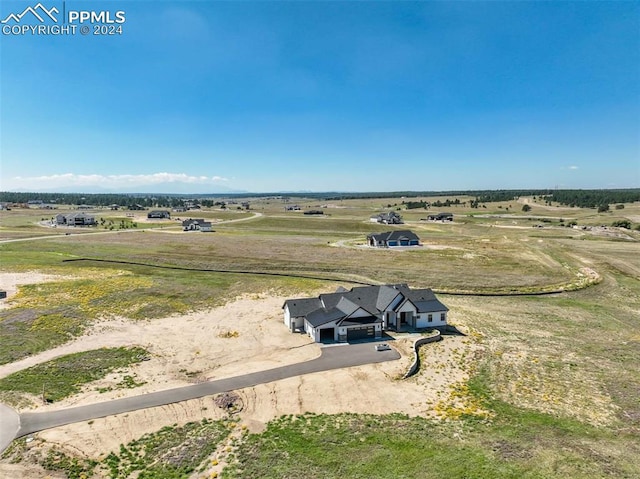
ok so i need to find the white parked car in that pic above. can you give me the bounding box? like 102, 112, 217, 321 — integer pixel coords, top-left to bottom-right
375, 343, 391, 351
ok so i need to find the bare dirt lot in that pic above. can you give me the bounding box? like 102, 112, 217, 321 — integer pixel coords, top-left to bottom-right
0, 275, 474, 474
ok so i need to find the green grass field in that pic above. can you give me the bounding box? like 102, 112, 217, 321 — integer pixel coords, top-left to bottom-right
0, 347, 149, 403
1, 197, 639, 478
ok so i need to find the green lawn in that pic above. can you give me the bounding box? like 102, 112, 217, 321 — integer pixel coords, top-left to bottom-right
222, 410, 639, 479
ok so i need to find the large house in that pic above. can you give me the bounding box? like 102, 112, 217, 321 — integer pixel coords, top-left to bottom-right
182, 218, 213, 232
283, 284, 448, 343
426, 212, 454, 222
367, 230, 420, 247
370, 211, 403, 224
147, 210, 171, 219
55, 213, 97, 227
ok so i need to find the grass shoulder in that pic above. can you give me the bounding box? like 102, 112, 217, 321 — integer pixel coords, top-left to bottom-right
0, 346, 149, 403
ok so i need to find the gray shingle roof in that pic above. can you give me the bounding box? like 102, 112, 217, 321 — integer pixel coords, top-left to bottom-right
413, 299, 449, 313
283, 298, 322, 317
393, 285, 449, 312
335, 296, 361, 316
319, 292, 345, 310
367, 230, 419, 243
375, 285, 402, 311
306, 307, 346, 327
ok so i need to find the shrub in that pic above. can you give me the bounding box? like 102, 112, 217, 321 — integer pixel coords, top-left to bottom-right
612, 220, 631, 229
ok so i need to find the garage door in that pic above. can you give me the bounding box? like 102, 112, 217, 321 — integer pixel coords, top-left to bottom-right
320, 328, 335, 342
347, 326, 375, 341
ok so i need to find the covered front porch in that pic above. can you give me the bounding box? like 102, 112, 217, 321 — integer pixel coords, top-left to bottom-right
384, 311, 419, 332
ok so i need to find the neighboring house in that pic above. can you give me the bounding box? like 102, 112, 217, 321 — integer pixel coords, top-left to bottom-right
370, 211, 403, 224
285, 205, 301, 211
147, 210, 171, 219
28, 200, 56, 209
367, 230, 420, 247
283, 284, 448, 343
304, 210, 324, 215
182, 218, 213, 232
425, 212, 453, 222
129, 204, 145, 211
55, 213, 97, 227
109, 204, 120, 210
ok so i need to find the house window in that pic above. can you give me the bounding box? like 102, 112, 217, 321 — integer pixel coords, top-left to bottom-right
428, 314, 432, 322
440, 313, 446, 322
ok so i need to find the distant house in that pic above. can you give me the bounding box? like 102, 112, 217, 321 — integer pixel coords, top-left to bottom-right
129, 204, 145, 211
304, 210, 324, 215
285, 205, 301, 211
55, 213, 97, 227
27, 200, 56, 209
109, 204, 120, 210
147, 210, 171, 219
367, 230, 420, 248
425, 212, 453, 222
283, 284, 448, 342
370, 211, 403, 224
241, 202, 250, 210
182, 218, 213, 232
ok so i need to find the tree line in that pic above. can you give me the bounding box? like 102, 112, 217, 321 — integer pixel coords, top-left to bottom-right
546, 189, 640, 208
1, 189, 638, 208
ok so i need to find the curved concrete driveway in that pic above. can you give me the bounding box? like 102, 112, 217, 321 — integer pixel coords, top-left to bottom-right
0, 342, 398, 453
0, 404, 20, 453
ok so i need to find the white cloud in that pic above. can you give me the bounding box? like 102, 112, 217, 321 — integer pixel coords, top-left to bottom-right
568, 165, 579, 170
3, 172, 229, 190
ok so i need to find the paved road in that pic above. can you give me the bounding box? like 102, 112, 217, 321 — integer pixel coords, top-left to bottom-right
0, 342, 398, 453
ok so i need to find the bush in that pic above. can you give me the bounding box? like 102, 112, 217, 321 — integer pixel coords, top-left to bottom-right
612, 220, 631, 229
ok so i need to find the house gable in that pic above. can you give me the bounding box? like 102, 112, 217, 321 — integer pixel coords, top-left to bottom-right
397, 299, 418, 314
344, 306, 375, 320
376, 285, 404, 312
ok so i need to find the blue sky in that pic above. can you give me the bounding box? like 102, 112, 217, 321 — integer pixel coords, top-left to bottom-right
1, 0, 638, 193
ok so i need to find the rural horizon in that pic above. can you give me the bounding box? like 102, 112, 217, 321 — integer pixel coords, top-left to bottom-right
2, 186, 639, 198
